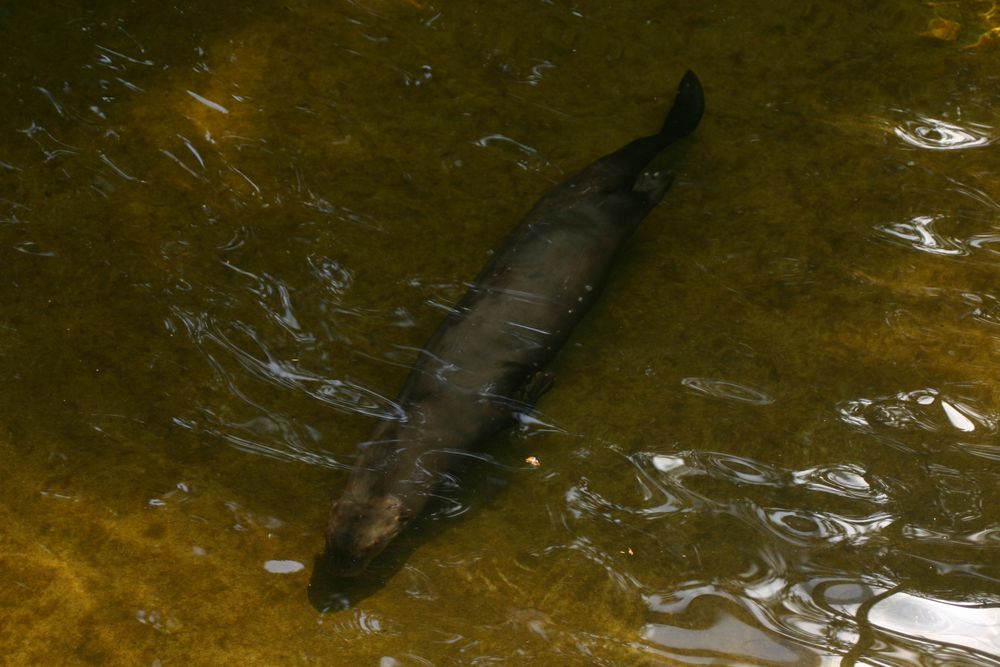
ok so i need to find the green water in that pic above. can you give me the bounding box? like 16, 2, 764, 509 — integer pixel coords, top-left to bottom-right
2, 0, 1000, 664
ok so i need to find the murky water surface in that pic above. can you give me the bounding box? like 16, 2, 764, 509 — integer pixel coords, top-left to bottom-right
3, 1, 1000, 664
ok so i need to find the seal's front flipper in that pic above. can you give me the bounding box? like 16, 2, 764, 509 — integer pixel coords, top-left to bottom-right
517, 371, 555, 408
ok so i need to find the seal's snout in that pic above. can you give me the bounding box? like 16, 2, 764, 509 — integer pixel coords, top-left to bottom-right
322, 494, 412, 577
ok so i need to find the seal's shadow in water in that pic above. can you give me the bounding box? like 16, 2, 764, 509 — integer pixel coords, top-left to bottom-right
308, 450, 516, 612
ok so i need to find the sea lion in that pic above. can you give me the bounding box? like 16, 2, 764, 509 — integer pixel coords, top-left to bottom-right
319, 71, 704, 576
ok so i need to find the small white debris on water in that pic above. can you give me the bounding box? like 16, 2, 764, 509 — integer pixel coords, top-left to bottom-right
264, 560, 305, 574
585, 285, 593, 291
147, 498, 165, 507
652, 455, 685, 473
192, 546, 207, 557
941, 401, 975, 432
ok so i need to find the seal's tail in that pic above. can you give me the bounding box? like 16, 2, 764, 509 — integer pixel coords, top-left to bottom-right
658, 71, 704, 145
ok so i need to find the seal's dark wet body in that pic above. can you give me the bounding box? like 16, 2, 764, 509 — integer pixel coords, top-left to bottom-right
319, 71, 704, 578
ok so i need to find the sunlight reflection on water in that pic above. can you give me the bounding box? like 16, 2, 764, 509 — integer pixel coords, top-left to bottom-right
838, 386, 998, 437
893, 114, 993, 151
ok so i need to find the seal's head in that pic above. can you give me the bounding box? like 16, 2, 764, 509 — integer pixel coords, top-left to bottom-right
321, 493, 413, 576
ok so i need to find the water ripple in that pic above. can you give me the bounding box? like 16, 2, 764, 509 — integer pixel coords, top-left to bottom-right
902, 524, 1000, 546
961, 291, 1000, 327
838, 387, 997, 437
188, 313, 406, 422
817, 583, 1000, 661
680, 377, 774, 405
308, 254, 354, 296
640, 608, 812, 665
473, 133, 553, 172
168, 302, 405, 467
753, 506, 896, 547
220, 261, 313, 343
702, 451, 784, 486
643, 574, 1000, 667
875, 214, 967, 256
894, 115, 993, 151
791, 464, 888, 504
875, 213, 1000, 259
634, 451, 891, 508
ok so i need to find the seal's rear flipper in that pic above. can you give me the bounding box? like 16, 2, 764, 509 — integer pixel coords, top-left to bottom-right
609, 70, 703, 194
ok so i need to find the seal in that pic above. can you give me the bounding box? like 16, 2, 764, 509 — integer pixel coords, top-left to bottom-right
320, 71, 704, 577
